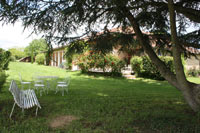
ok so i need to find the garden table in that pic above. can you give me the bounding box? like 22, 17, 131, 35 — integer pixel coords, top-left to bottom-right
36, 76, 58, 91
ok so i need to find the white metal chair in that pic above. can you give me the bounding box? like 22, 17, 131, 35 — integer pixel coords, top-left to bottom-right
19, 73, 31, 90
33, 76, 45, 96
9, 80, 41, 118
55, 75, 70, 96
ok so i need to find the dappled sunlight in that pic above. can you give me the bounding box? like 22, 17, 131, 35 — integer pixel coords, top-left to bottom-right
187, 77, 200, 84
96, 93, 109, 97
174, 101, 185, 105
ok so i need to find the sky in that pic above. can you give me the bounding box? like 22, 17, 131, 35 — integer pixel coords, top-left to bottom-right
0, 22, 42, 50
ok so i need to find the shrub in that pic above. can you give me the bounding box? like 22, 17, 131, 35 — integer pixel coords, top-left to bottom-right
105, 54, 126, 76
35, 53, 45, 65
65, 56, 73, 70
77, 51, 125, 76
0, 69, 6, 92
10, 56, 16, 62
0, 49, 10, 92
130, 56, 174, 80
130, 56, 143, 76
0, 48, 11, 70
187, 68, 200, 77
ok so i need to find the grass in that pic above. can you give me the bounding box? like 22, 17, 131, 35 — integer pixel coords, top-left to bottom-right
0, 62, 200, 132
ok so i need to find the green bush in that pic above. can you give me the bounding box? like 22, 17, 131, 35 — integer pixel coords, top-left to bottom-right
0, 70, 6, 92
105, 54, 126, 76
35, 53, 45, 65
10, 56, 16, 62
0, 48, 11, 70
130, 56, 174, 80
130, 56, 143, 76
187, 68, 200, 77
77, 51, 125, 76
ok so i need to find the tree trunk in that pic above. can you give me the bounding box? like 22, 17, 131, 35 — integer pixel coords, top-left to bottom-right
168, 0, 200, 111
121, 4, 200, 111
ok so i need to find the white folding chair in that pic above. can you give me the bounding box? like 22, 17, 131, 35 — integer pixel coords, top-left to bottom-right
9, 80, 41, 118
19, 73, 31, 90
55, 75, 70, 96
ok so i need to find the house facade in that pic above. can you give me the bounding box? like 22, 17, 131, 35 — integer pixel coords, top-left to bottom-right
50, 47, 66, 67
49, 27, 200, 70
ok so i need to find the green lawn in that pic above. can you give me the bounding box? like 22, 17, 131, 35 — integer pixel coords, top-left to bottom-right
0, 62, 200, 132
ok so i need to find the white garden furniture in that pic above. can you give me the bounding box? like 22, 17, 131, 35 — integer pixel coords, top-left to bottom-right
36, 76, 58, 92
55, 75, 70, 96
9, 80, 41, 118
19, 73, 31, 89
33, 76, 45, 96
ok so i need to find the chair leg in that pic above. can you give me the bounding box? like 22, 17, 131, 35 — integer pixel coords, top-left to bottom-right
10, 103, 16, 119
40, 89, 42, 96
46, 86, 48, 94
62, 87, 64, 96
36, 107, 38, 116
55, 86, 58, 94
21, 84, 24, 90
22, 108, 25, 116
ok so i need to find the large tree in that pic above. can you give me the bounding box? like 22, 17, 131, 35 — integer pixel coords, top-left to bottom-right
0, 0, 200, 111
24, 38, 52, 65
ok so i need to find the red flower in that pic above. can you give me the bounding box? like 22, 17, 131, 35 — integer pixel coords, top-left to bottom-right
111, 62, 114, 65
104, 59, 107, 63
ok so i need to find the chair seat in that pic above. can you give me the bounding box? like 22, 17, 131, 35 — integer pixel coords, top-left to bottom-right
21, 81, 31, 84
57, 82, 66, 84
57, 84, 68, 87
34, 84, 45, 87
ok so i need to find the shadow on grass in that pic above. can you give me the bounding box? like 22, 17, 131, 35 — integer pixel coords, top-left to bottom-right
1, 72, 200, 132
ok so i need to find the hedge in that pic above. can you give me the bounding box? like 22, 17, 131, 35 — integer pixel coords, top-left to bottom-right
131, 56, 174, 80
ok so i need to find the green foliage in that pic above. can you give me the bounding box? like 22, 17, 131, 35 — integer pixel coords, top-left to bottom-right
187, 68, 200, 77
24, 39, 48, 57
105, 54, 126, 76
66, 56, 73, 70
0, 48, 11, 70
0, 48, 10, 92
0, 69, 6, 92
66, 40, 89, 57
130, 56, 143, 76
77, 51, 125, 76
8, 47, 25, 60
35, 53, 45, 65
131, 56, 174, 80
65, 41, 89, 70
9, 56, 16, 62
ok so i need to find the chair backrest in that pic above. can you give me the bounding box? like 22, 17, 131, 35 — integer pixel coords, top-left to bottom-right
65, 75, 70, 85
19, 73, 23, 82
32, 73, 43, 84
9, 80, 22, 107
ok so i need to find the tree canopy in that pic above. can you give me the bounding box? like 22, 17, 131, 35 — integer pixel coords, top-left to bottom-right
0, 0, 200, 111
24, 39, 48, 56
8, 47, 25, 60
